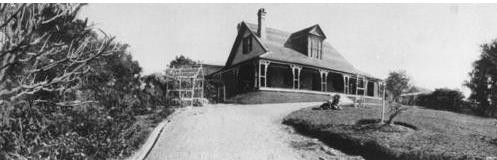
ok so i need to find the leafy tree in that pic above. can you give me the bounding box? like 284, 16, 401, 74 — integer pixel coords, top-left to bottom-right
0, 4, 156, 159
384, 70, 411, 125
169, 55, 198, 68
83, 43, 143, 112
0, 4, 119, 159
142, 73, 169, 107
466, 39, 497, 117
386, 71, 411, 102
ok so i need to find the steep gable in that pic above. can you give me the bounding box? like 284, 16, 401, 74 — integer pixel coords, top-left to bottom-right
288, 25, 326, 39
224, 22, 267, 67
308, 26, 326, 38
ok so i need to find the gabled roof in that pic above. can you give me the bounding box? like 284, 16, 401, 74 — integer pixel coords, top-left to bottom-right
243, 22, 379, 79
223, 22, 268, 67
288, 24, 326, 39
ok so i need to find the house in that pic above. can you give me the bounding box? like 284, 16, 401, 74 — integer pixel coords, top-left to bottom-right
210, 8, 384, 103
202, 64, 224, 76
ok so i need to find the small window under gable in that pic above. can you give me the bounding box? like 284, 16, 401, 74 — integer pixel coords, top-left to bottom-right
242, 36, 252, 54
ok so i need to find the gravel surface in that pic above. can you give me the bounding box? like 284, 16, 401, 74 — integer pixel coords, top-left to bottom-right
146, 103, 362, 160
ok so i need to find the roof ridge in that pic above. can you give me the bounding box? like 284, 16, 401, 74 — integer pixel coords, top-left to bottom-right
289, 24, 319, 36
245, 22, 290, 37
242, 21, 379, 79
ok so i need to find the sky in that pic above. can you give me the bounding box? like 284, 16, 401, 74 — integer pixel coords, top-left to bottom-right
79, 4, 497, 96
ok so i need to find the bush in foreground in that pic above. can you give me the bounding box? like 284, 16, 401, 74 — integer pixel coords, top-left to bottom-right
0, 4, 174, 159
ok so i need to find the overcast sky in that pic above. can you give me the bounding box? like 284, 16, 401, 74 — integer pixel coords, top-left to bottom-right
80, 4, 497, 95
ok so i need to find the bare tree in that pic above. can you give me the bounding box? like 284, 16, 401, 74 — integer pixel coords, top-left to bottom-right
0, 4, 117, 125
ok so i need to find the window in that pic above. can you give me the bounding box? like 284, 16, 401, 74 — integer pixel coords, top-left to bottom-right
242, 36, 252, 54
308, 36, 323, 59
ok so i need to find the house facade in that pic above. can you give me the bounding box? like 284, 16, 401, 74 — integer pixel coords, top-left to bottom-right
211, 8, 384, 103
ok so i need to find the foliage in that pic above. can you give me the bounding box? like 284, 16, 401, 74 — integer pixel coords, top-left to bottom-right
147, 107, 175, 124
82, 43, 146, 113
466, 39, 497, 117
0, 3, 114, 159
384, 70, 411, 125
0, 4, 116, 106
0, 4, 172, 159
204, 79, 222, 104
385, 70, 411, 102
169, 55, 198, 68
142, 73, 177, 108
416, 88, 466, 112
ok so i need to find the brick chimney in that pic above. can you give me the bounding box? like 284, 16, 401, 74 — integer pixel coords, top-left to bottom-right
257, 8, 267, 40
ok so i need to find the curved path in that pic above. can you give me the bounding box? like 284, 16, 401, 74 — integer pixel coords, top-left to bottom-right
146, 103, 362, 160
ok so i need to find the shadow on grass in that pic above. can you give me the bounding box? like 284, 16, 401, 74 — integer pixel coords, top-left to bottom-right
355, 119, 419, 131
284, 121, 396, 160
284, 118, 423, 160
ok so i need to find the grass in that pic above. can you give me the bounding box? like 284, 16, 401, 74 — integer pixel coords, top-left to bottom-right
283, 104, 497, 160
227, 90, 382, 104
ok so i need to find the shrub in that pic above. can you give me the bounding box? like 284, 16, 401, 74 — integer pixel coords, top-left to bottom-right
0, 4, 174, 159
142, 74, 169, 108
204, 79, 222, 104
416, 88, 466, 112
148, 107, 175, 124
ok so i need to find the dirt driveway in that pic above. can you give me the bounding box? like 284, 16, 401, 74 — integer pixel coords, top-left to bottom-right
146, 103, 362, 160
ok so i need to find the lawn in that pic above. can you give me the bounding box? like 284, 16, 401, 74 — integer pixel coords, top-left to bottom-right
283, 104, 497, 160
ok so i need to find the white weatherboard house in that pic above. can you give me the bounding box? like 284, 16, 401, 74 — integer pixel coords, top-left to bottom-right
211, 8, 384, 104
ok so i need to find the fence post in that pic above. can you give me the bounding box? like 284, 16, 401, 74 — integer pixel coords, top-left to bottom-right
381, 82, 386, 123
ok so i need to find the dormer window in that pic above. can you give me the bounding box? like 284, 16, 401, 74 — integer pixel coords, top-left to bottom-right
309, 35, 323, 59
242, 36, 252, 54
285, 24, 326, 60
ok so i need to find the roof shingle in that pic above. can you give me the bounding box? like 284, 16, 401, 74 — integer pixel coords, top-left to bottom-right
245, 22, 378, 79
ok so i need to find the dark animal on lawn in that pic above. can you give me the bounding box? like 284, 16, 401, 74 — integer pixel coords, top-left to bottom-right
314, 94, 342, 110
